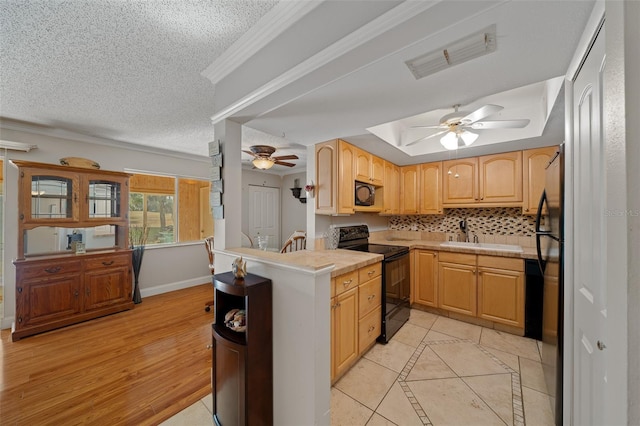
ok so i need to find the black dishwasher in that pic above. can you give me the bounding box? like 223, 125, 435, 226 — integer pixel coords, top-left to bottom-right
524, 259, 544, 340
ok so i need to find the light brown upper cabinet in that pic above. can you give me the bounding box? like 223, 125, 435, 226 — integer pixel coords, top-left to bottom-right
315, 139, 356, 215
443, 151, 522, 207
522, 146, 558, 215
419, 162, 443, 214
381, 161, 400, 215
354, 147, 384, 186
442, 157, 478, 205
400, 165, 419, 214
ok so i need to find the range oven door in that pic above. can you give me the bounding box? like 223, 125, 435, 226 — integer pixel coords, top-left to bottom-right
379, 251, 410, 343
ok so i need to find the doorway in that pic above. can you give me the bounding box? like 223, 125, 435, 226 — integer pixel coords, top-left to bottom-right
248, 185, 280, 251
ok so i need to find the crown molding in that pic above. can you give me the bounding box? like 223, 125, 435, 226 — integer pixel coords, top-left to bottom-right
0, 118, 210, 162
201, 0, 323, 85
209, 0, 440, 124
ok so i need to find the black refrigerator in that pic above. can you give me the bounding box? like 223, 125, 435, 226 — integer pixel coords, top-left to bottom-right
535, 145, 564, 426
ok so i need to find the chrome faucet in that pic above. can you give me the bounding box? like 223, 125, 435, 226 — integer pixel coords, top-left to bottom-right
472, 232, 479, 244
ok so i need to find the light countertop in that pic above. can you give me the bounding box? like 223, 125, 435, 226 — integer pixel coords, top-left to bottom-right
218, 247, 383, 277
366, 239, 538, 260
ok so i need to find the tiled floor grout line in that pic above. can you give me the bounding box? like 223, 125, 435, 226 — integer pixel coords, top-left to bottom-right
473, 341, 526, 426
397, 339, 433, 425
405, 333, 528, 426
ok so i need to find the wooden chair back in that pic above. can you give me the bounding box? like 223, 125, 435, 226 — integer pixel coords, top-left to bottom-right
280, 231, 307, 253
204, 236, 215, 274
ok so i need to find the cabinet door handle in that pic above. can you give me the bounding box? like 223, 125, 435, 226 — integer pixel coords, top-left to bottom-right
102, 261, 114, 266
44, 266, 61, 274
17, 287, 23, 293
368, 325, 375, 333
343, 279, 353, 287
367, 270, 375, 276
74, 290, 79, 297
367, 294, 375, 300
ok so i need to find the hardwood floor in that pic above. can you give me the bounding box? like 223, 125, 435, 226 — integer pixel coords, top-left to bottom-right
1, 283, 213, 425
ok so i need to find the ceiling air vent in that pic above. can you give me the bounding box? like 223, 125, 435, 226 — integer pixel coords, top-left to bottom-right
405, 24, 497, 80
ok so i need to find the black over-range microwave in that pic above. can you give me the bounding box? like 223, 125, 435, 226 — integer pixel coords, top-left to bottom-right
355, 182, 375, 206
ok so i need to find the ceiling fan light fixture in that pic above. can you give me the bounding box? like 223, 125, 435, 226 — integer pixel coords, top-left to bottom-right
405, 24, 496, 80
252, 157, 275, 170
460, 130, 478, 146
440, 131, 459, 150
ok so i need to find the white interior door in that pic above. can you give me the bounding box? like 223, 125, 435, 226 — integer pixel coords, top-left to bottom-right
248, 185, 280, 251
571, 23, 607, 426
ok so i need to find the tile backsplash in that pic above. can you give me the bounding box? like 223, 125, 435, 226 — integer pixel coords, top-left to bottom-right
389, 208, 536, 237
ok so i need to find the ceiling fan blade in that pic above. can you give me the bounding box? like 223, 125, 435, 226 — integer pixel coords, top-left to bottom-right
273, 154, 299, 161
405, 129, 449, 146
410, 124, 445, 129
242, 150, 258, 157
460, 104, 503, 124
274, 161, 296, 167
470, 119, 530, 129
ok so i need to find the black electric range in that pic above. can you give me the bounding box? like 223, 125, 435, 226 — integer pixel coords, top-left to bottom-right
337, 225, 410, 342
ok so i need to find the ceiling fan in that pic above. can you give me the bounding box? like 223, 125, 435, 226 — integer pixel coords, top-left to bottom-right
405, 104, 530, 150
242, 145, 299, 170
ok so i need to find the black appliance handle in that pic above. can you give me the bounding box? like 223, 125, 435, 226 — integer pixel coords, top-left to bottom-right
535, 190, 549, 273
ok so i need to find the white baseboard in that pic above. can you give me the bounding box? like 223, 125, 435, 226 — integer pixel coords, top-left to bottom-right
1, 317, 15, 330
140, 276, 212, 299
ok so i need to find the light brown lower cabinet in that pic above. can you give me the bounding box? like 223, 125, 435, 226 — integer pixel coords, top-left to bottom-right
331, 262, 382, 383
437, 252, 477, 317
413, 249, 438, 307
477, 255, 525, 329
331, 286, 358, 381
417, 251, 526, 332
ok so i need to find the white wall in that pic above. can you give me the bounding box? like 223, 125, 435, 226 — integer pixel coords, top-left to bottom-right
281, 172, 307, 242
0, 125, 212, 328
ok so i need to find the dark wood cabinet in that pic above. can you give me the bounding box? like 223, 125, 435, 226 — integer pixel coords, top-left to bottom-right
11, 160, 133, 341
212, 272, 272, 426
13, 251, 133, 340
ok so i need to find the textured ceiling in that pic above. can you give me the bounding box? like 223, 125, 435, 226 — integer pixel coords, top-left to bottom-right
0, 1, 595, 172
0, 0, 278, 154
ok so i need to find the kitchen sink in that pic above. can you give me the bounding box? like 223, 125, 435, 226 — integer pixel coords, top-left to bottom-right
439, 241, 523, 253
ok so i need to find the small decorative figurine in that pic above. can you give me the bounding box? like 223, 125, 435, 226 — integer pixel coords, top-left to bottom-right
232, 256, 247, 279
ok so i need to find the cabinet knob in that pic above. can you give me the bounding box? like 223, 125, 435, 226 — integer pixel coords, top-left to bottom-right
18, 317, 22, 323
206, 344, 213, 350
17, 287, 22, 293
74, 290, 79, 297
343, 279, 352, 287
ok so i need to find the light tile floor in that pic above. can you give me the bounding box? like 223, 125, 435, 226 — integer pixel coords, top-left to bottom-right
162, 310, 555, 425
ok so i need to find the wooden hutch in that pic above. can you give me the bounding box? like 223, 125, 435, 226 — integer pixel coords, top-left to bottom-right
11, 160, 133, 341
